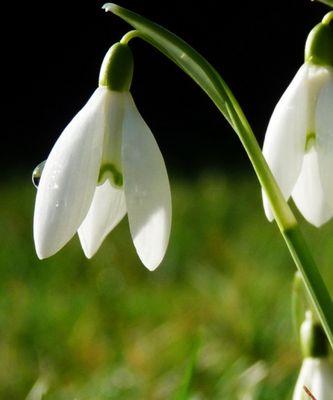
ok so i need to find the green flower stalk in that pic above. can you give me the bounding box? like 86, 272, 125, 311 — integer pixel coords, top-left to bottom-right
103, 3, 333, 348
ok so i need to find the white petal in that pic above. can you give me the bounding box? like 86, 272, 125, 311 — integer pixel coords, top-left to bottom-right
292, 148, 333, 227
293, 358, 314, 400
122, 94, 171, 270
314, 359, 333, 398
262, 65, 309, 221
78, 181, 126, 258
316, 74, 333, 210
293, 358, 333, 400
34, 88, 109, 259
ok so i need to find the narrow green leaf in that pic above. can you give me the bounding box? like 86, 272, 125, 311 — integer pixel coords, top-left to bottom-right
314, 0, 333, 8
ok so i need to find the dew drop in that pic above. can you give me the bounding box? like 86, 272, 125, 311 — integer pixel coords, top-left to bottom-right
32, 161, 46, 188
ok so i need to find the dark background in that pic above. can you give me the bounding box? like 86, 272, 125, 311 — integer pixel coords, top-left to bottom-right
6, 0, 329, 178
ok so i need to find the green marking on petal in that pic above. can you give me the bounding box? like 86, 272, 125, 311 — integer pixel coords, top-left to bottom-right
305, 132, 316, 152
98, 163, 123, 187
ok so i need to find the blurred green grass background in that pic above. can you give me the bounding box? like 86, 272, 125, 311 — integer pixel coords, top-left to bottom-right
0, 172, 332, 399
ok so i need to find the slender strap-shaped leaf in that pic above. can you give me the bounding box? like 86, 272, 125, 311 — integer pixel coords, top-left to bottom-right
315, 0, 333, 7
104, 3, 333, 349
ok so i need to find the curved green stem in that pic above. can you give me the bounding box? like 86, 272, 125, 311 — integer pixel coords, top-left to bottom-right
120, 29, 141, 44
103, 3, 333, 349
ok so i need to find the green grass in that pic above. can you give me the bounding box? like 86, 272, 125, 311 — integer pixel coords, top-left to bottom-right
0, 172, 332, 399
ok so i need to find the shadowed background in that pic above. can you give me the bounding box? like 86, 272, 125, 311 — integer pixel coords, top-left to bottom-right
1, 1, 333, 399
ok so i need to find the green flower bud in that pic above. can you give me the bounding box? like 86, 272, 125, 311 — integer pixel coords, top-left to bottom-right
305, 12, 333, 68
99, 42, 134, 91
300, 311, 329, 358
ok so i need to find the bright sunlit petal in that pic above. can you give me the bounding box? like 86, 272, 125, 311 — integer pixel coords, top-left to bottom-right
122, 94, 172, 271
316, 76, 333, 210
78, 181, 126, 258
262, 65, 309, 221
292, 148, 333, 227
33, 88, 108, 259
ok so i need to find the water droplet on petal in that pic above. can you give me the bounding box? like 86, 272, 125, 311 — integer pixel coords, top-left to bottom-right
32, 161, 46, 188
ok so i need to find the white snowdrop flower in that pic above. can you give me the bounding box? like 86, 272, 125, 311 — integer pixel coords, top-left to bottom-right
262, 13, 333, 227
33, 42, 171, 270
293, 311, 333, 400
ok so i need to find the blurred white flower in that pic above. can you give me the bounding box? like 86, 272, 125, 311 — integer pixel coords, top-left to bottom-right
26, 373, 50, 400
262, 63, 333, 227
293, 358, 333, 400
33, 44, 171, 271
293, 310, 332, 400
238, 361, 268, 400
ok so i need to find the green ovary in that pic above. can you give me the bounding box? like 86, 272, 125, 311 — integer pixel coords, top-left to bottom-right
98, 163, 123, 187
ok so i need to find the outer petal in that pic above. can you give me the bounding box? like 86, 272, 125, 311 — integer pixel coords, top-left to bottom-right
292, 148, 333, 227
314, 359, 333, 399
34, 88, 108, 259
293, 358, 333, 400
293, 358, 313, 400
122, 94, 171, 271
78, 181, 126, 258
316, 74, 333, 210
262, 65, 308, 221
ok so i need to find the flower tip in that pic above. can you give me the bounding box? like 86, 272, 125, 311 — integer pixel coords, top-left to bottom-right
144, 260, 161, 272
34, 230, 61, 260
79, 242, 96, 260
102, 3, 117, 13
135, 243, 166, 272
35, 245, 47, 261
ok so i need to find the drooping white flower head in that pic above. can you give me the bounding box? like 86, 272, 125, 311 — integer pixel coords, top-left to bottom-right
262, 13, 333, 227
33, 42, 171, 271
293, 311, 333, 400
